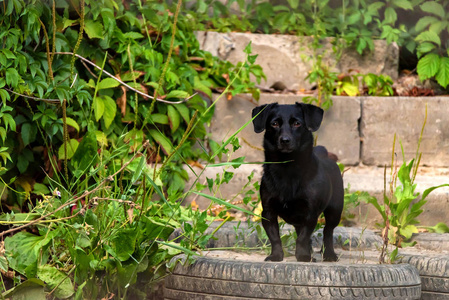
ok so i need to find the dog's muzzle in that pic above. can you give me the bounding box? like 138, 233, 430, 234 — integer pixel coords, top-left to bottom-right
278, 135, 293, 152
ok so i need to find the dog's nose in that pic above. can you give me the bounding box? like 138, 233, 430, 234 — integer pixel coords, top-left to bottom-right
280, 136, 291, 144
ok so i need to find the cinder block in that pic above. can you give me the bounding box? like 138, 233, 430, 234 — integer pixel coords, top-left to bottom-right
360, 97, 449, 167
318, 96, 361, 165
195, 31, 399, 91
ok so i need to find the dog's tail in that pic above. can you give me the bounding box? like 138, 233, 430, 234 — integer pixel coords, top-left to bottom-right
314, 146, 339, 162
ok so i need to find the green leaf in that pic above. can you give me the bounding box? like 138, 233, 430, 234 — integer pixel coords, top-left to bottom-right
21, 123, 37, 146
426, 222, 449, 233
120, 71, 144, 82
342, 82, 359, 96
367, 2, 385, 14
95, 130, 108, 147
5, 68, 19, 87
131, 156, 145, 184
149, 129, 173, 155
167, 105, 181, 133
71, 131, 98, 172
17, 156, 29, 174
429, 20, 446, 35
0, 253, 7, 272
174, 103, 190, 124
141, 216, 175, 240
148, 113, 169, 125
420, 1, 445, 18
124, 32, 144, 39
247, 54, 258, 65
416, 42, 436, 56
287, 0, 299, 9
417, 53, 441, 80
415, 16, 438, 32
64, 117, 80, 132
37, 265, 75, 299
166, 90, 189, 99
0, 127, 6, 143
84, 20, 104, 39
422, 183, 449, 201
193, 77, 212, 97
97, 78, 120, 90
32, 183, 50, 196
93, 96, 105, 121
392, 0, 413, 10
58, 139, 79, 160
0, 89, 10, 105
399, 224, 418, 240
389, 247, 399, 262
436, 57, 449, 88
101, 95, 117, 129
156, 241, 197, 257
109, 228, 137, 261
384, 7, 397, 24
2, 112, 15, 131
1, 279, 46, 300
4, 231, 56, 277
415, 30, 441, 46
243, 41, 253, 55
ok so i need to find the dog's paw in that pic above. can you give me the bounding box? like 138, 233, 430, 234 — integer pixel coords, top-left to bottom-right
323, 253, 339, 262
264, 254, 283, 262
295, 254, 313, 262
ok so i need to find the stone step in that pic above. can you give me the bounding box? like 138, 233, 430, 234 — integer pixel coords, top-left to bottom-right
185, 164, 449, 228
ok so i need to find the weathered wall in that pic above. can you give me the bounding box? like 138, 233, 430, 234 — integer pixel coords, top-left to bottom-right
210, 94, 449, 168
361, 97, 449, 167
195, 31, 399, 91
210, 94, 361, 165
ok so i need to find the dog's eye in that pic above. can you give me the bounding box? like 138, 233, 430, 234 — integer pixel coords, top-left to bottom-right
271, 121, 280, 128
292, 121, 301, 128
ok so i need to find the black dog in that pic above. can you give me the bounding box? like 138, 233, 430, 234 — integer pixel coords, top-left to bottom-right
252, 102, 343, 262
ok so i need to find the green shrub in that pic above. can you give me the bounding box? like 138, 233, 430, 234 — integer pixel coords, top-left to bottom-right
184, 0, 449, 90
0, 0, 265, 298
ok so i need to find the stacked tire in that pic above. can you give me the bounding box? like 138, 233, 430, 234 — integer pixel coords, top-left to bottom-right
165, 255, 421, 299
166, 222, 449, 299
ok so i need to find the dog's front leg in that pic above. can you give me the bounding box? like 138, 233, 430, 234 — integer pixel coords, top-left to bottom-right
262, 209, 283, 261
294, 220, 316, 262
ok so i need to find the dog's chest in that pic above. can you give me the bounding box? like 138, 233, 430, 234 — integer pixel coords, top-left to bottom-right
264, 170, 309, 203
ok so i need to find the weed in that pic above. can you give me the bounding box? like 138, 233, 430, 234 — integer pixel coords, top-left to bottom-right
360, 105, 449, 263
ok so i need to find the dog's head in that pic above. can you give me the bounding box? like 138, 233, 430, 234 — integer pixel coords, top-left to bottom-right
252, 102, 323, 153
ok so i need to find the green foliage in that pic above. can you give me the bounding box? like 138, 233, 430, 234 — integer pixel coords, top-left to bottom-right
185, 0, 449, 90
0, 0, 263, 209
336, 72, 394, 97
0, 0, 265, 298
416, 1, 449, 89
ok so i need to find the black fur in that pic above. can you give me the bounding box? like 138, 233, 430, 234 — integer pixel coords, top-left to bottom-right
252, 102, 344, 262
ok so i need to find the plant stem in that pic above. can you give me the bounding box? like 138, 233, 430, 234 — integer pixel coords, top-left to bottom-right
0, 141, 149, 238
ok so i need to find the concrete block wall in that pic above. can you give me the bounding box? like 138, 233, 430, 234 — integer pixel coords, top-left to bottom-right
210, 94, 449, 168
186, 94, 449, 226
361, 97, 449, 167
210, 94, 361, 165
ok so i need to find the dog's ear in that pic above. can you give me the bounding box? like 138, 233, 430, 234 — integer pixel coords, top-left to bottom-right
296, 102, 324, 132
252, 103, 277, 133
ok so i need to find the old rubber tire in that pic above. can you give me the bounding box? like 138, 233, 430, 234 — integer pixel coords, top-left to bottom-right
399, 254, 449, 300
165, 254, 421, 300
